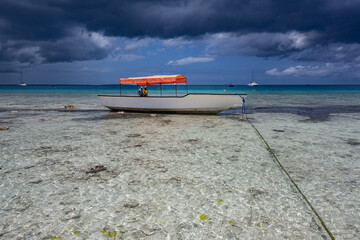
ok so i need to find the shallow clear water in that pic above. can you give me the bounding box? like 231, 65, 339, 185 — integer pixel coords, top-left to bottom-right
249, 112, 360, 239
0, 85, 359, 239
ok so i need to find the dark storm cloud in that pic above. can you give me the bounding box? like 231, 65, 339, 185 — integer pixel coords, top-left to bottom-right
204, 31, 320, 58
1, 0, 360, 70
0, 29, 113, 71
295, 43, 360, 63
39, 31, 111, 62
0, 0, 71, 41
52, 0, 360, 42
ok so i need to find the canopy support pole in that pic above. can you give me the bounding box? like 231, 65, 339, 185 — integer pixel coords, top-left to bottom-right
160, 84, 162, 96
186, 83, 188, 94
175, 83, 177, 97
120, 84, 122, 96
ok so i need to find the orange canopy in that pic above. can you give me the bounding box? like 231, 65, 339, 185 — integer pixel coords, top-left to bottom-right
120, 75, 187, 86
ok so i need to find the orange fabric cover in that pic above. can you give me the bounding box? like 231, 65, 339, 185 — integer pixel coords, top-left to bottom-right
120, 75, 187, 85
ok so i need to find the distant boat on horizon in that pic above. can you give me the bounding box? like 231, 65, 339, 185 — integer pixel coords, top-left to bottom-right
248, 72, 259, 87
229, 83, 235, 87
248, 81, 258, 87
18, 72, 27, 87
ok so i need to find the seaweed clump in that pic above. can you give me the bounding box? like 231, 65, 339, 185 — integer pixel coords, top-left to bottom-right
199, 214, 211, 220
102, 229, 117, 238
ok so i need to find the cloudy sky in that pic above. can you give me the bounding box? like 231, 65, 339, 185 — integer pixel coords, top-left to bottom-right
1, 0, 360, 85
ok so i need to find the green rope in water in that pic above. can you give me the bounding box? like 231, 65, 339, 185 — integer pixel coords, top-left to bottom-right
246, 117, 335, 240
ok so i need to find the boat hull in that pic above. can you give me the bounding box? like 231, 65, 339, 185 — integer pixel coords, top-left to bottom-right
98, 94, 245, 114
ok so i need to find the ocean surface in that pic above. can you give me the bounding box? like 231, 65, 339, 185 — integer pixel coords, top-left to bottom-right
0, 84, 359, 239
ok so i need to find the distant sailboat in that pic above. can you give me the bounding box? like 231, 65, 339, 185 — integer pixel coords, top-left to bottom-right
248, 72, 258, 87
248, 81, 258, 87
18, 72, 27, 87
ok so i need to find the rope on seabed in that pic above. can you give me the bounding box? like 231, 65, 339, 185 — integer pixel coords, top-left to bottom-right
244, 114, 335, 240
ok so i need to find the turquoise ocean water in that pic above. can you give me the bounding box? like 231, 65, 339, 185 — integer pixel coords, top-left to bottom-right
1, 84, 359, 239
1, 84, 360, 115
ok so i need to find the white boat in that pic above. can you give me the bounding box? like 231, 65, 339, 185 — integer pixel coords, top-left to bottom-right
248, 72, 259, 87
18, 72, 27, 87
99, 93, 245, 114
248, 81, 258, 87
98, 75, 246, 114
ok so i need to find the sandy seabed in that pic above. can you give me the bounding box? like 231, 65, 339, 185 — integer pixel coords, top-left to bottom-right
0, 91, 359, 239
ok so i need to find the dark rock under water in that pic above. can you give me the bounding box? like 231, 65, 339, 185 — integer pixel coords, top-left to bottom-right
236, 105, 360, 122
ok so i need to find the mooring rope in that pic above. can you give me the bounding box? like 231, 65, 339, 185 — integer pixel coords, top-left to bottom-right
245, 115, 335, 240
